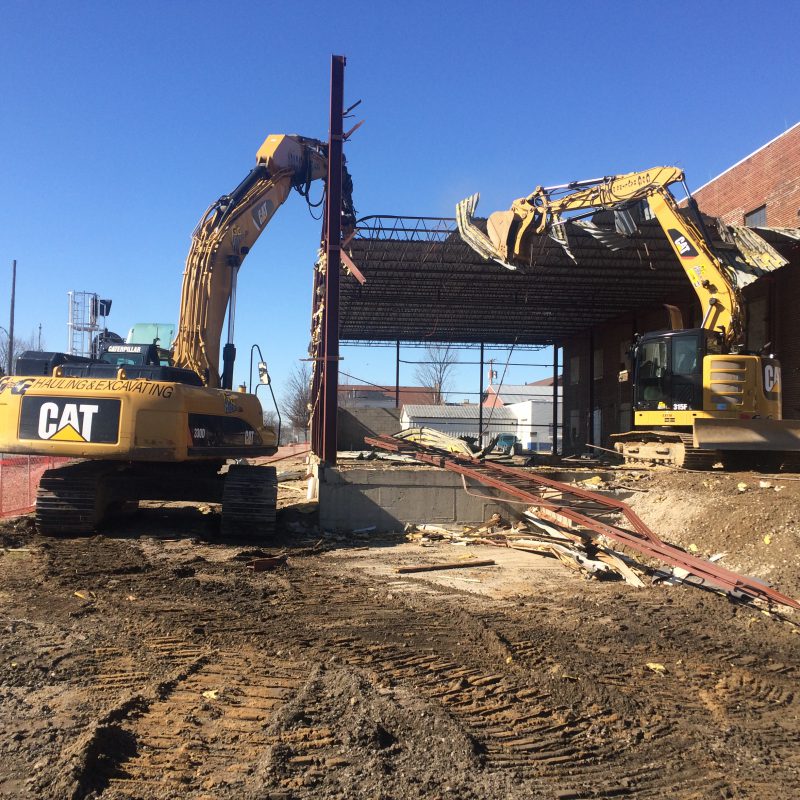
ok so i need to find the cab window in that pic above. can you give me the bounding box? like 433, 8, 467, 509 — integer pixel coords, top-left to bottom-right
636, 340, 669, 405
673, 336, 700, 375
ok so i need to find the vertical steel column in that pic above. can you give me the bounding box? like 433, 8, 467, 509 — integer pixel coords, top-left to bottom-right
8, 260, 16, 374
552, 344, 559, 456
587, 332, 595, 447
395, 340, 400, 408
478, 342, 484, 447
321, 55, 346, 465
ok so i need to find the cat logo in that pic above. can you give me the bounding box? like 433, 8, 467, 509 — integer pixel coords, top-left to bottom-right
19, 397, 121, 444
668, 228, 699, 259
38, 402, 99, 442
764, 363, 781, 394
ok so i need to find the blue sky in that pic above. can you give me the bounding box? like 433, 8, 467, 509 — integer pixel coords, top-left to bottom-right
1, 0, 798, 405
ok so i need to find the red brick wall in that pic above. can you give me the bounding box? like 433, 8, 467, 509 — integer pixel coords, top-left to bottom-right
691, 123, 800, 227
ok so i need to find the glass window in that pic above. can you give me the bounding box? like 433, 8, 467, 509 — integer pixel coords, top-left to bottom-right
673, 336, 700, 375
637, 341, 667, 380
636, 340, 670, 405
744, 205, 766, 227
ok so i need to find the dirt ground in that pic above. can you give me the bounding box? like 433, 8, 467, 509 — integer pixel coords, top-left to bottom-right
1, 456, 799, 800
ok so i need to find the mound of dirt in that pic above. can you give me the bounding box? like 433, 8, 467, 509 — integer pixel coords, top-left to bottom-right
247, 664, 515, 799
621, 470, 800, 598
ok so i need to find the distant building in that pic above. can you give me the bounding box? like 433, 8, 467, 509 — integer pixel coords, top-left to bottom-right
339, 384, 438, 409
483, 377, 562, 407
401, 404, 517, 444
482, 377, 563, 450
402, 396, 560, 452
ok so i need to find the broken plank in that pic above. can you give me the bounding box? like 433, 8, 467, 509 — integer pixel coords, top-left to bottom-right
397, 560, 497, 574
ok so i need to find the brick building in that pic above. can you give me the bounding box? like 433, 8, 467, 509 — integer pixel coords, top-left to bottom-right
691, 122, 800, 228
562, 123, 800, 452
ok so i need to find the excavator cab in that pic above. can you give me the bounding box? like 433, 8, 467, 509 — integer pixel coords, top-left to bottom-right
632, 329, 722, 412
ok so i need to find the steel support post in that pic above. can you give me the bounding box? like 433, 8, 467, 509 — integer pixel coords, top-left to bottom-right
552, 344, 559, 456
321, 55, 346, 465
587, 332, 595, 447
478, 342, 484, 447
8, 260, 16, 375
395, 340, 400, 408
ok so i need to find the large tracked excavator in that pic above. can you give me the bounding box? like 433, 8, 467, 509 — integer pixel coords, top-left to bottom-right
0, 133, 354, 534
457, 167, 800, 469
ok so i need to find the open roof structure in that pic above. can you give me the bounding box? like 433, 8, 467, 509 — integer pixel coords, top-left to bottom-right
341, 215, 799, 347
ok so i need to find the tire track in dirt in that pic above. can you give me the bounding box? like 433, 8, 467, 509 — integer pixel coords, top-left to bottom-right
271, 573, 706, 798
267, 569, 800, 798
18, 530, 800, 800
98, 651, 306, 799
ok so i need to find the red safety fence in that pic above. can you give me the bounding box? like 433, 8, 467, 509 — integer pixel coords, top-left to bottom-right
0, 455, 72, 518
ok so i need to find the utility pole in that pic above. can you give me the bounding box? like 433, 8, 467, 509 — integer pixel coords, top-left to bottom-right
8, 260, 16, 374
38, 323, 42, 351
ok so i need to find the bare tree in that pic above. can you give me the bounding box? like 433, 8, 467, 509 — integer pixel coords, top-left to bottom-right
0, 331, 42, 376
414, 344, 459, 404
284, 362, 312, 441
262, 409, 281, 444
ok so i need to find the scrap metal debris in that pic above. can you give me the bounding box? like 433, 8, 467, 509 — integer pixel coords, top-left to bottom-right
405, 513, 646, 587
367, 433, 800, 610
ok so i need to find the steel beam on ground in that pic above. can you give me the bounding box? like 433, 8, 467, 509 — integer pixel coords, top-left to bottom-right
364, 434, 800, 610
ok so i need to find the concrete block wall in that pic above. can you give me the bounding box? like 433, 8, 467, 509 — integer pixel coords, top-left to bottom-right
318, 465, 510, 532
337, 407, 401, 451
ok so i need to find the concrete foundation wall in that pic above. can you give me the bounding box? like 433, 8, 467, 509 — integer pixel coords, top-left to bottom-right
318, 465, 510, 532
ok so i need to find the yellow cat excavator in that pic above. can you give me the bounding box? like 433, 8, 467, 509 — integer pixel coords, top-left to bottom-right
457, 167, 800, 468
0, 133, 354, 534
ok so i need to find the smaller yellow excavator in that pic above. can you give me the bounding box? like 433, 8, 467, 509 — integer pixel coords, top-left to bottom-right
457, 167, 800, 468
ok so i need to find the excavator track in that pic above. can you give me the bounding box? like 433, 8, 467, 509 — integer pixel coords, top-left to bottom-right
613, 431, 719, 470
676, 433, 720, 470
220, 464, 278, 539
36, 463, 109, 535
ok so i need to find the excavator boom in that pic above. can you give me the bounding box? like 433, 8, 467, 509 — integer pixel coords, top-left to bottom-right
172, 134, 331, 388
457, 167, 741, 345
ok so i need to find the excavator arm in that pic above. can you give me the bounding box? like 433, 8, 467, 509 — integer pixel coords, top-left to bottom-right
457, 167, 742, 346
172, 134, 351, 388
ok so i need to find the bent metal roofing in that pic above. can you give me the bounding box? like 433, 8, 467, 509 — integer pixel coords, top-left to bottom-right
341, 215, 799, 346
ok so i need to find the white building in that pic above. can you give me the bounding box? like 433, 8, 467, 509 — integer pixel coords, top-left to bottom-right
484, 380, 562, 451
400, 404, 517, 444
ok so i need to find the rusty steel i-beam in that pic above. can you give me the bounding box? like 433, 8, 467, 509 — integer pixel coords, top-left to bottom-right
311, 54, 346, 465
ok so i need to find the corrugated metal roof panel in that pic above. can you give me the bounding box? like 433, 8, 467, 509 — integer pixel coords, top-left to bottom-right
727, 226, 789, 272
755, 227, 800, 242
402, 404, 516, 420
